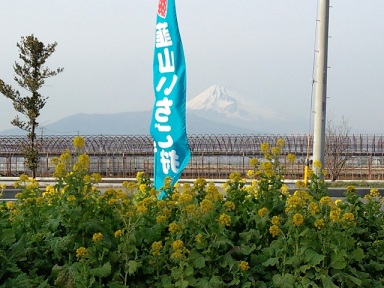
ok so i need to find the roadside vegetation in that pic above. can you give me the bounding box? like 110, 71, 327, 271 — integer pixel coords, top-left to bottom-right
0, 137, 383, 287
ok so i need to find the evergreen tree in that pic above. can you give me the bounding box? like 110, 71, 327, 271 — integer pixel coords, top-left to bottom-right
0, 34, 64, 177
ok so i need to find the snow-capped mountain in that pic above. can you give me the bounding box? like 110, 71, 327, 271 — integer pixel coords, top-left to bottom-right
187, 84, 283, 122
0, 84, 307, 135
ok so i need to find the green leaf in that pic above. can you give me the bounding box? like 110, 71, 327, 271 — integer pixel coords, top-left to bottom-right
90, 262, 111, 278
189, 249, 206, 269
209, 275, 224, 287
343, 272, 363, 286
272, 274, 295, 288
330, 251, 347, 270
262, 257, 279, 267
127, 260, 141, 275
195, 277, 210, 288
350, 247, 365, 262
175, 280, 189, 288
303, 249, 325, 266
0, 229, 16, 246
320, 275, 338, 288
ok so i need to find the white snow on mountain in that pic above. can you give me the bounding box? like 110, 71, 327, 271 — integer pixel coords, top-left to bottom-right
187, 84, 283, 121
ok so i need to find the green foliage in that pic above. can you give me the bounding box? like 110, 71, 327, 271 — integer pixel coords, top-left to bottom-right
0, 34, 63, 177
0, 138, 383, 287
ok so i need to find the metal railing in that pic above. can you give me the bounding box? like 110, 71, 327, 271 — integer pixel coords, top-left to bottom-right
1, 134, 384, 180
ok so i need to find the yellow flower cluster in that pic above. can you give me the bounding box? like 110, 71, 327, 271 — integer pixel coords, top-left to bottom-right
6, 201, 15, 210
217, 213, 231, 226
293, 213, 304, 226
168, 222, 181, 234
285, 191, 310, 213
271, 216, 281, 226
92, 232, 103, 243
341, 212, 355, 223
205, 183, 223, 201
308, 202, 320, 216
150, 241, 163, 256
314, 219, 325, 230
200, 199, 213, 213
329, 208, 341, 222
195, 234, 203, 243
73, 136, 85, 149
258, 207, 269, 217
76, 247, 88, 259
224, 201, 236, 211
114, 230, 123, 237
286, 153, 296, 163
170, 240, 189, 260
156, 215, 167, 223
67, 195, 76, 202
269, 225, 280, 237
239, 261, 250, 271
184, 204, 198, 216
178, 193, 193, 205
319, 196, 334, 207
249, 157, 259, 168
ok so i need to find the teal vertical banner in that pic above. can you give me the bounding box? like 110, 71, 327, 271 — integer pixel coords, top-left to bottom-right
151, 0, 190, 199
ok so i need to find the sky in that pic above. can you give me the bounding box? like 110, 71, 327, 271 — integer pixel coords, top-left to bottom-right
1, 1, 383, 135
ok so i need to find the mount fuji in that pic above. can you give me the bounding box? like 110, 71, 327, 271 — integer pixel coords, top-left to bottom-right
187, 84, 306, 134
0, 84, 307, 135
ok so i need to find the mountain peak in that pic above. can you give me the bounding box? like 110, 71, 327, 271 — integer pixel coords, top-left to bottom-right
187, 84, 246, 117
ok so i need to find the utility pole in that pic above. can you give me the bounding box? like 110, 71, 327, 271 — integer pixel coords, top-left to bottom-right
313, 0, 330, 174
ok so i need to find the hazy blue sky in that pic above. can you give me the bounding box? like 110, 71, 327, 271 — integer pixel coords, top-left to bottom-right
1, 1, 383, 134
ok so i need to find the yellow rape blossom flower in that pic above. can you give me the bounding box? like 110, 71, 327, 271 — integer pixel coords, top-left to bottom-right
136, 171, 145, 182
73, 136, 85, 149
249, 157, 259, 167
6, 201, 15, 210
258, 207, 269, 217
370, 188, 381, 198
184, 204, 198, 215
224, 201, 236, 211
308, 202, 320, 216
19, 174, 29, 182
150, 241, 163, 256
178, 193, 192, 205
172, 240, 184, 250
330, 208, 341, 222
269, 225, 280, 237
293, 213, 304, 226
314, 219, 325, 230
171, 249, 184, 260
168, 222, 180, 234
218, 213, 231, 226
247, 169, 255, 178
341, 212, 355, 223
136, 205, 148, 214
271, 146, 281, 156
319, 196, 333, 207
195, 234, 203, 243
313, 160, 322, 169
92, 232, 103, 243
67, 195, 76, 202
286, 153, 296, 163
239, 261, 250, 271
276, 138, 285, 148
260, 142, 270, 153
156, 215, 167, 223
76, 247, 88, 259
271, 216, 281, 226
280, 184, 290, 196
200, 199, 213, 213
114, 230, 123, 237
